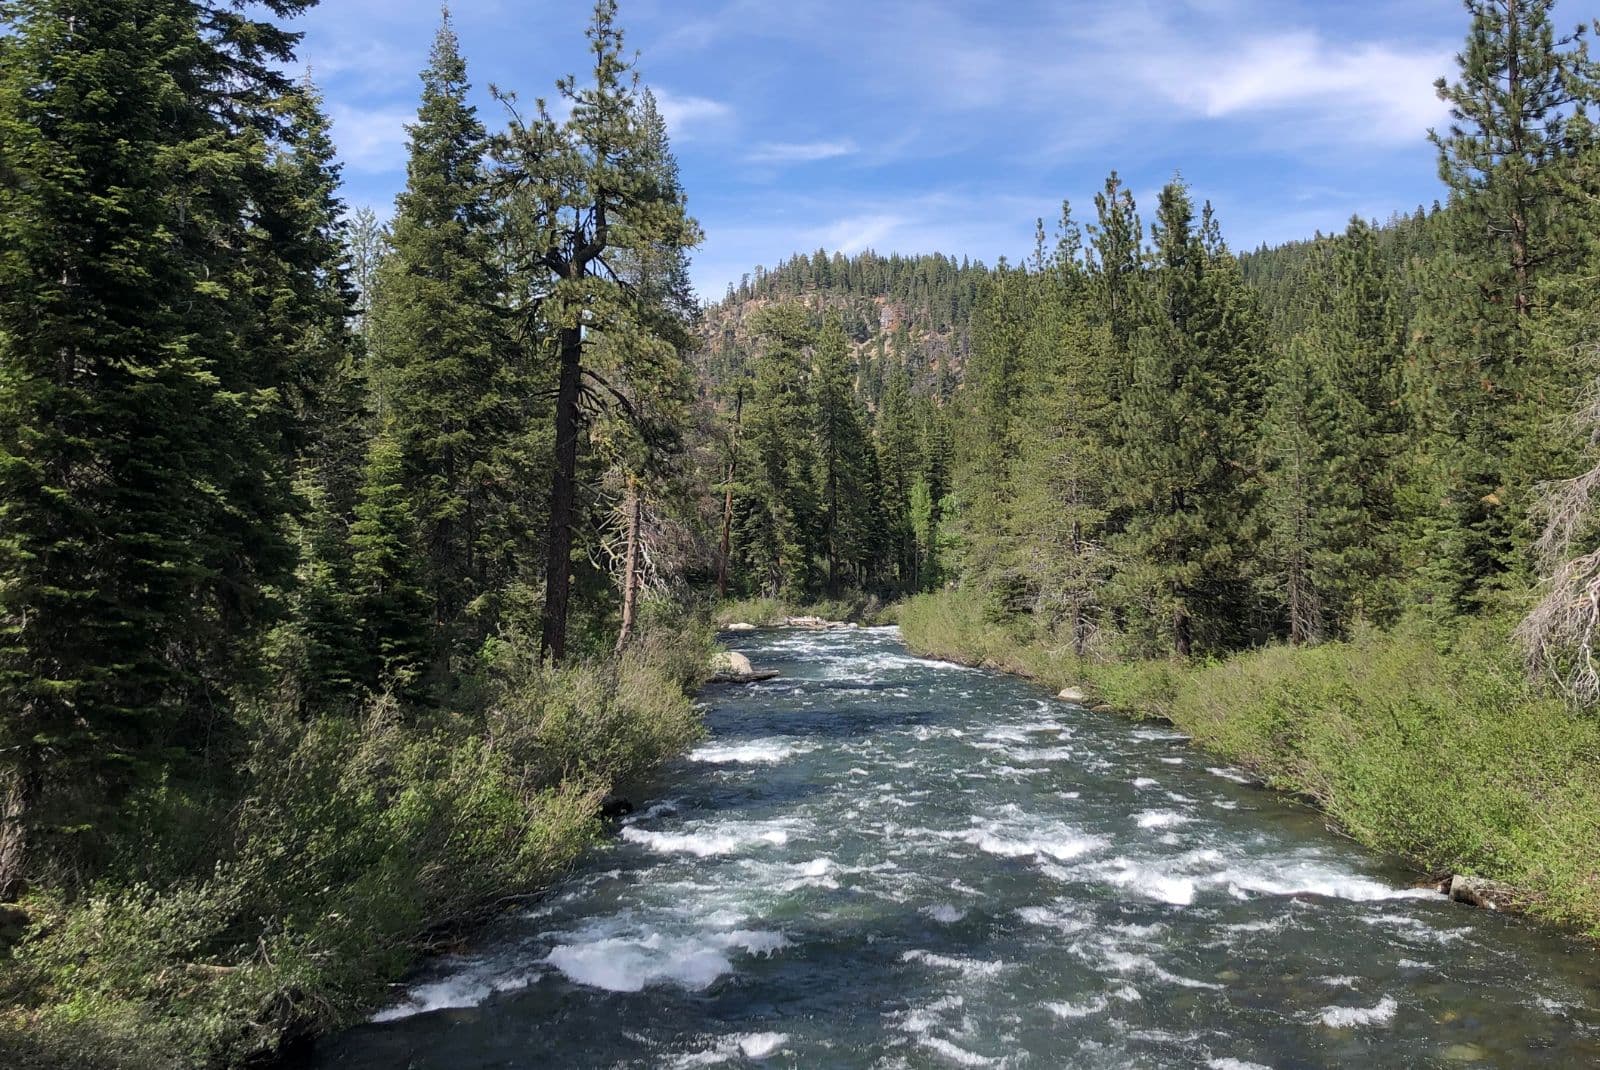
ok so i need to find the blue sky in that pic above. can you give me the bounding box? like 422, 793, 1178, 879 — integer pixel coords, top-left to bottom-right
295, 0, 1472, 300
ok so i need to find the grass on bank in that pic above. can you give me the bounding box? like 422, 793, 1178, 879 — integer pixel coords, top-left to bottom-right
0, 622, 712, 1070
899, 589, 1600, 936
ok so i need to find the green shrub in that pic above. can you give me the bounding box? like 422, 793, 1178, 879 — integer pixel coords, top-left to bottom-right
0, 624, 710, 1068
900, 589, 1600, 936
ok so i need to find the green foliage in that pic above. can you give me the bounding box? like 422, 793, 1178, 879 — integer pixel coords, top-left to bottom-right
366, 14, 525, 679
0, 0, 353, 888
900, 589, 1600, 936
0, 625, 708, 1069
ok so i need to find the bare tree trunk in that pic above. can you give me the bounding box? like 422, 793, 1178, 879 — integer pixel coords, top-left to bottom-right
717, 480, 735, 598
540, 325, 584, 663
616, 476, 643, 654
1506, 0, 1533, 318
1174, 601, 1193, 658
0, 766, 29, 901
716, 387, 743, 598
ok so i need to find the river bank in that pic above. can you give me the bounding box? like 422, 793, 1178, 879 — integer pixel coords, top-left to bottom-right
314, 624, 1600, 1067
899, 590, 1600, 939
0, 626, 712, 1070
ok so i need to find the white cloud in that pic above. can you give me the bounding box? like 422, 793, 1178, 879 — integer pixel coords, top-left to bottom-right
328, 104, 414, 174
1149, 32, 1452, 143
746, 139, 858, 164
650, 87, 734, 139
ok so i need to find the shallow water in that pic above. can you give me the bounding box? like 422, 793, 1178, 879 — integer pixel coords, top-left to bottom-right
315, 626, 1600, 1068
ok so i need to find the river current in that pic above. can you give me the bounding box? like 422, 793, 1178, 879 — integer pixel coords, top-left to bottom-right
315, 626, 1600, 1068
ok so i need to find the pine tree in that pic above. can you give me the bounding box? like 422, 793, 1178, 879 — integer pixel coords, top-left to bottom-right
0, 0, 331, 891
1413, 0, 1596, 610
1113, 182, 1265, 655
277, 80, 368, 708
734, 306, 820, 596
876, 368, 922, 588
495, 0, 700, 661
955, 261, 1033, 587
1006, 205, 1117, 654
368, 14, 516, 681
348, 428, 431, 694
593, 88, 701, 649
1089, 172, 1143, 394
814, 313, 878, 590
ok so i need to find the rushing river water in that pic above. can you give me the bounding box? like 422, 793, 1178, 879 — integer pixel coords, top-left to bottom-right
316, 626, 1600, 1068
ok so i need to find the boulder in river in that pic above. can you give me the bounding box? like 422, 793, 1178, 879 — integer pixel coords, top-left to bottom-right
712, 650, 753, 675
709, 649, 779, 684
725, 622, 758, 633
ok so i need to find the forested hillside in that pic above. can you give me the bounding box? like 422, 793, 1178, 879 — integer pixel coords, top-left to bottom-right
698, 2, 1600, 933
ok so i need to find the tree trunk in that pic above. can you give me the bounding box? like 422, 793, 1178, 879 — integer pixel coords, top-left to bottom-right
540, 325, 584, 662
1173, 601, 1193, 658
1506, 0, 1532, 318
717, 478, 734, 598
716, 387, 742, 598
616, 476, 643, 654
0, 766, 29, 901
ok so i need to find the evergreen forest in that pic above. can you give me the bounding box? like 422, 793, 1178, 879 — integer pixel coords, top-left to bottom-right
4, 1, 1600, 1066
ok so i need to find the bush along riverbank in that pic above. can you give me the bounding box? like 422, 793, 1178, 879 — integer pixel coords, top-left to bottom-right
899, 590, 1600, 938
0, 621, 712, 1070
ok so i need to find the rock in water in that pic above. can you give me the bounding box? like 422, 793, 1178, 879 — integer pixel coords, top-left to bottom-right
725, 622, 758, 633
1058, 687, 1088, 703
711, 650, 754, 676
600, 796, 634, 819
1448, 874, 1516, 910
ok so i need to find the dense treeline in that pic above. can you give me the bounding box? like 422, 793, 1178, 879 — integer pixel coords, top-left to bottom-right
713, 1, 1600, 686
0, 2, 712, 1063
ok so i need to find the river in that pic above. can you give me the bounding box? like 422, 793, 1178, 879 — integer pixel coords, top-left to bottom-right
314, 626, 1600, 1068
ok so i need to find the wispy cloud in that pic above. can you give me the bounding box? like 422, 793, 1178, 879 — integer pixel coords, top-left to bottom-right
294, 0, 1467, 300
746, 139, 858, 164
327, 103, 414, 174
650, 87, 734, 140
1145, 32, 1451, 144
